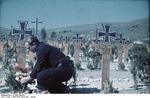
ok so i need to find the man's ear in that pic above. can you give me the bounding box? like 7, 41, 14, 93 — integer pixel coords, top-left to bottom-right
25, 42, 29, 48
32, 42, 36, 45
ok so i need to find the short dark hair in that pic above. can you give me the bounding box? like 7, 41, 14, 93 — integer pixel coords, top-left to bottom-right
28, 36, 39, 45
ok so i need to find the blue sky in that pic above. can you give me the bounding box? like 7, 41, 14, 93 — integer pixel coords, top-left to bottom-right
0, 0, 149, 29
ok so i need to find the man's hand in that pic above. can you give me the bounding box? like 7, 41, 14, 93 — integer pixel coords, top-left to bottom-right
20, 76, 32, 84
13, 63, 32, 73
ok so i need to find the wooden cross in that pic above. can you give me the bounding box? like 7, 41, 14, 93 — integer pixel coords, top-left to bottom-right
97, 24, 116, 90
11, 21, 32, 68
98, 24, 116, 44
63, 36, 70, 55
116, 34, 125, 44
73, 33, 82, 69
0, 42, 3, 56
101, 45, 112, 90
57, 36, 64, 52
116, 34, 126, 70
16, 42, 26, 67
73, 33, 82, 43
123, 40, 131, 62
31, 18, 43, 35
0, 32, 4, 56
60, 36, 69, 56
11, 21, 33, 41
96, 29, 99, 44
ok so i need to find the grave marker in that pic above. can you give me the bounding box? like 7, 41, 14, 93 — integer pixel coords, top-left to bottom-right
0, 42, 3, 56
31, 18, 43, 35
116, 34, 126, 70
16, 42, 26, 66
73, 33, 82, 69
11, 21, 32, 41
12, 21, 32, 67
123, 40, 130, 62
97, 24, 116, 90
98, 24, 116, 44
63, 37, 69, 56
101, 45, 112, 90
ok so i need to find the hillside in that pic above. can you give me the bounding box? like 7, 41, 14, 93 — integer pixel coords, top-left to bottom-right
47, 17, 149, 41
0, 17, 149, 41
0, 27, 10, 37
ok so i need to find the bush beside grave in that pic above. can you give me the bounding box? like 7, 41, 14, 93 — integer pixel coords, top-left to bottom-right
1, 41, 24, 93
128, 43, 150, 93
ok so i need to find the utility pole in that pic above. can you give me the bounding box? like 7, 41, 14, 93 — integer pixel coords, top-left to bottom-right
31, 18, 43, 35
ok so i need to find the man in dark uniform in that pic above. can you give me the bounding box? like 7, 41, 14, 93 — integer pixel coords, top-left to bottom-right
21, 36, 75, 93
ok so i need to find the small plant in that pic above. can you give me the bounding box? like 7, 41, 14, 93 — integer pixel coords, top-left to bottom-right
103, 80, 119, 94
118, 62, 125, 71
111, 45, 118, 62
2, 41, 24, 93
76, 62, 82, 70
86, 49, 102, 69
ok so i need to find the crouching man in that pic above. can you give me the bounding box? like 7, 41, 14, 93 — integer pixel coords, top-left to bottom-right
19, 36, 75, 93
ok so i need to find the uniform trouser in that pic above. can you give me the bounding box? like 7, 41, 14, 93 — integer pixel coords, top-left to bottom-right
36, 66, 73, 93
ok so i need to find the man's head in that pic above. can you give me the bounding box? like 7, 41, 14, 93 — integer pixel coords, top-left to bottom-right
25, 36, 39, 53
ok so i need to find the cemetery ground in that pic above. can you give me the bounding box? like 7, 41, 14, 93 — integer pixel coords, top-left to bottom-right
70, 60, 147, 94
0, 59, 148, 94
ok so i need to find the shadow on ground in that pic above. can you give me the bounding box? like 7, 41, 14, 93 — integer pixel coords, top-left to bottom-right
0, 83, 101, 94
70, 87, 101, 93
0, 87, 12, 93
0, 86, 101, 94
70, 83, 101, 93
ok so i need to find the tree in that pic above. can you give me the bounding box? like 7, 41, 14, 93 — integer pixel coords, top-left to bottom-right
128, 43, 150, 92
40, 28, 47, 42
50, 31, 57, 40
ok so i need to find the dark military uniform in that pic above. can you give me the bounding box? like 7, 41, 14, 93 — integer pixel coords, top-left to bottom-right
30, 42, 74, 93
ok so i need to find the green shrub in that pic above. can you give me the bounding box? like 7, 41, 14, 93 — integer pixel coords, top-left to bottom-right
128, 43, 150, 92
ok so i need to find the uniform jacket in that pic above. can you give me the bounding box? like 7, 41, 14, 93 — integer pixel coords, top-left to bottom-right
30, 42, 67, 79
